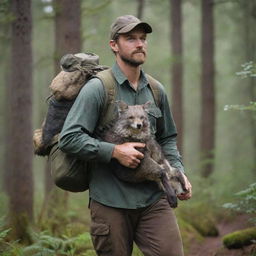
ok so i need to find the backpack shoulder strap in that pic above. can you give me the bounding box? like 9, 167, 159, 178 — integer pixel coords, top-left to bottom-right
94, 71, 162, 129
94, 69, 117, 128
145, 74, 162, 108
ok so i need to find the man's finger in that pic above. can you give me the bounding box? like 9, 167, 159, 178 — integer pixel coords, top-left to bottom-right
132, 142, 145, 148
177, 189, 192, 200
132, 157, 141, 164
135, 152, 144, 159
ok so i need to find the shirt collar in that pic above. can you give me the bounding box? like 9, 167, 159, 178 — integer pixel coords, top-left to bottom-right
112, 62, 149, 90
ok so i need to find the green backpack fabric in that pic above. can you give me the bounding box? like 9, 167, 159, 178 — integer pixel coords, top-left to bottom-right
49, 68, 162, 192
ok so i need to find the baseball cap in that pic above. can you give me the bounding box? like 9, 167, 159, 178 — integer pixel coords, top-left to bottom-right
110, 15, 152, 40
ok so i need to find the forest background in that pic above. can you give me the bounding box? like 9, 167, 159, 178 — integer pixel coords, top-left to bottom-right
0, 0, 255, 255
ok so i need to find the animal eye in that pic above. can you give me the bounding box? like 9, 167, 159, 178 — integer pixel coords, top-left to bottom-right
140, 116, 144, 120
128, 116, 134, 120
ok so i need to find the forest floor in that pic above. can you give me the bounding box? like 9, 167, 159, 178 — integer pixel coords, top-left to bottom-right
187, 214, 255, 256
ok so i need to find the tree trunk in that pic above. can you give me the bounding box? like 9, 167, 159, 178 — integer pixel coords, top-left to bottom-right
1, 8, 12, 194
50, 0, 81, 190
39, 0, 82, 225
170, 0, 184, 153
54, 0, 81, 73
200, 0, 216, 178
8, 0, 34, 243
137, 0, 145, 19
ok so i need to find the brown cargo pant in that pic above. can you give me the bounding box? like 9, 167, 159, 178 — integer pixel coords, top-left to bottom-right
89, 196, 184, 256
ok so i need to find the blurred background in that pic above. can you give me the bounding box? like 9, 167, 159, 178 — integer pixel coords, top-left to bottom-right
0, 0, 255, 255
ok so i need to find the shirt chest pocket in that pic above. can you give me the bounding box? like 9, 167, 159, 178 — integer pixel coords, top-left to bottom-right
147, 106, 162, 134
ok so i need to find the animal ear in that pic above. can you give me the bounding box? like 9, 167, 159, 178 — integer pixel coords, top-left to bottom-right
143, 101, 152, 111
116, 100, 128, 112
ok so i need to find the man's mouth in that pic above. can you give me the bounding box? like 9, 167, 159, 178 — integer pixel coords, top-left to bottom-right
133, 51, 145, 55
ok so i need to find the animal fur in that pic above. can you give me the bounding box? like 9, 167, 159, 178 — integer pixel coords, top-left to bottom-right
102, 101, 188, 208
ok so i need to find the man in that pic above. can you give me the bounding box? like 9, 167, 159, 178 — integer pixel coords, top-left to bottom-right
59, 15, 192, 256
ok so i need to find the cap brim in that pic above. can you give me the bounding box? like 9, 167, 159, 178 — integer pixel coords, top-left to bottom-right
118, 22, 152, 34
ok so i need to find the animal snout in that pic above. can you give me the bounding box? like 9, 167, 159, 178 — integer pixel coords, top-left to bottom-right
137, 123, 142, 129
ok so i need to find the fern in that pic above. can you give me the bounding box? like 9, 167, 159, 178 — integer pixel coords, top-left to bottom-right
236, 61, 256, 78
224, 61, 256, 113
0, 228, 11, 241
21, 230, 93, 256
223, 183, 256, 224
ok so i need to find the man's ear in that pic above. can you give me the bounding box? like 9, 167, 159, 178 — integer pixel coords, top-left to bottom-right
109, 40, 118, 54
116, 100, 128, 113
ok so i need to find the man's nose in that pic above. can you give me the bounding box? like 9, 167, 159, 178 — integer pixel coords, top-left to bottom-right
135, 39, 144, 48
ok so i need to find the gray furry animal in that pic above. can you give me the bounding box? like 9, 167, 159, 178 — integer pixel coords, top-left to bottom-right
102, 101, 188, 208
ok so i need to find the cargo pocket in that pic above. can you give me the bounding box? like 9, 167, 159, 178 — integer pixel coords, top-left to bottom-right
90, 222, 111, 253
147, 106, 162, 134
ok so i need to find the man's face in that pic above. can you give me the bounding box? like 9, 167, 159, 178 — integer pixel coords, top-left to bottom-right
110, 28, 148, 67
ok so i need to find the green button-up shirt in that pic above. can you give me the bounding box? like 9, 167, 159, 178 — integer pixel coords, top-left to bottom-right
59, 63, 184, 209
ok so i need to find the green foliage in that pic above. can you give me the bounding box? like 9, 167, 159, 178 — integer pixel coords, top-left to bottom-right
0, 0, 15, 25
223, 183, 256, 223
222, 227, 256, 249
20, 231, 92, 256
177, 217, 203, 254
224, 61, 256, 111
0, 218, 23, 256
177, 202, 219, 237
0, 213, 94, 256
0, 1, 256, 255
224, 101, 256, 112
236, 61, 256, 78
224, 61, 256, 112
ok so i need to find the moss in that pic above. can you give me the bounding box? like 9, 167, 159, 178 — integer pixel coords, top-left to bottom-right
83, 249, 97, 256
223, 227, 256, 249
189, 216, 218, 237
176, 202, 219, 237
177, 216, 203, 253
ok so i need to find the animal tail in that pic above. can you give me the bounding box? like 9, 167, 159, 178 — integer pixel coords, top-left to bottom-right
161, 172, 178, 208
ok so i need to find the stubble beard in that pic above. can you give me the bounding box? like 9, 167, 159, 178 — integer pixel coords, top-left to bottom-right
120, 52, 146, 67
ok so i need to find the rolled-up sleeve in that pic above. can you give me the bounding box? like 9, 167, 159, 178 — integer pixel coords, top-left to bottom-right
155, 87, 184, 172
59, 78, 115, 163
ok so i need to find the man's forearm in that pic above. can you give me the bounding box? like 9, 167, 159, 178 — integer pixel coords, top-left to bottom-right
59, 131, 115, 163
160, 136, 184, 172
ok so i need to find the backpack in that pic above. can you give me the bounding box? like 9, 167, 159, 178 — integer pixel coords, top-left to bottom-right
33, 53, 162, 192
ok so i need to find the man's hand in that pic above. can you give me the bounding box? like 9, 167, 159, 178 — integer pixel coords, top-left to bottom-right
177, 172, 192, 200
112, 142, 145, 169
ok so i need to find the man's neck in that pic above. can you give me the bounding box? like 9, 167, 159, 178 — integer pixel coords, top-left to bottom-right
116, 59, 141, 90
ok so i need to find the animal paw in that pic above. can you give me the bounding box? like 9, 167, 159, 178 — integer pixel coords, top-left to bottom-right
166, 193, 178, 208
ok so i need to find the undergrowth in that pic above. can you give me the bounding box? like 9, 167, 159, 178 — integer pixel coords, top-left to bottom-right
223, 183, 256, 225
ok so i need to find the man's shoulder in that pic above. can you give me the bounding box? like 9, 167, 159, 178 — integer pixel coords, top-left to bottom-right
77, 77, 106, 101
145, 73, 165, 92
